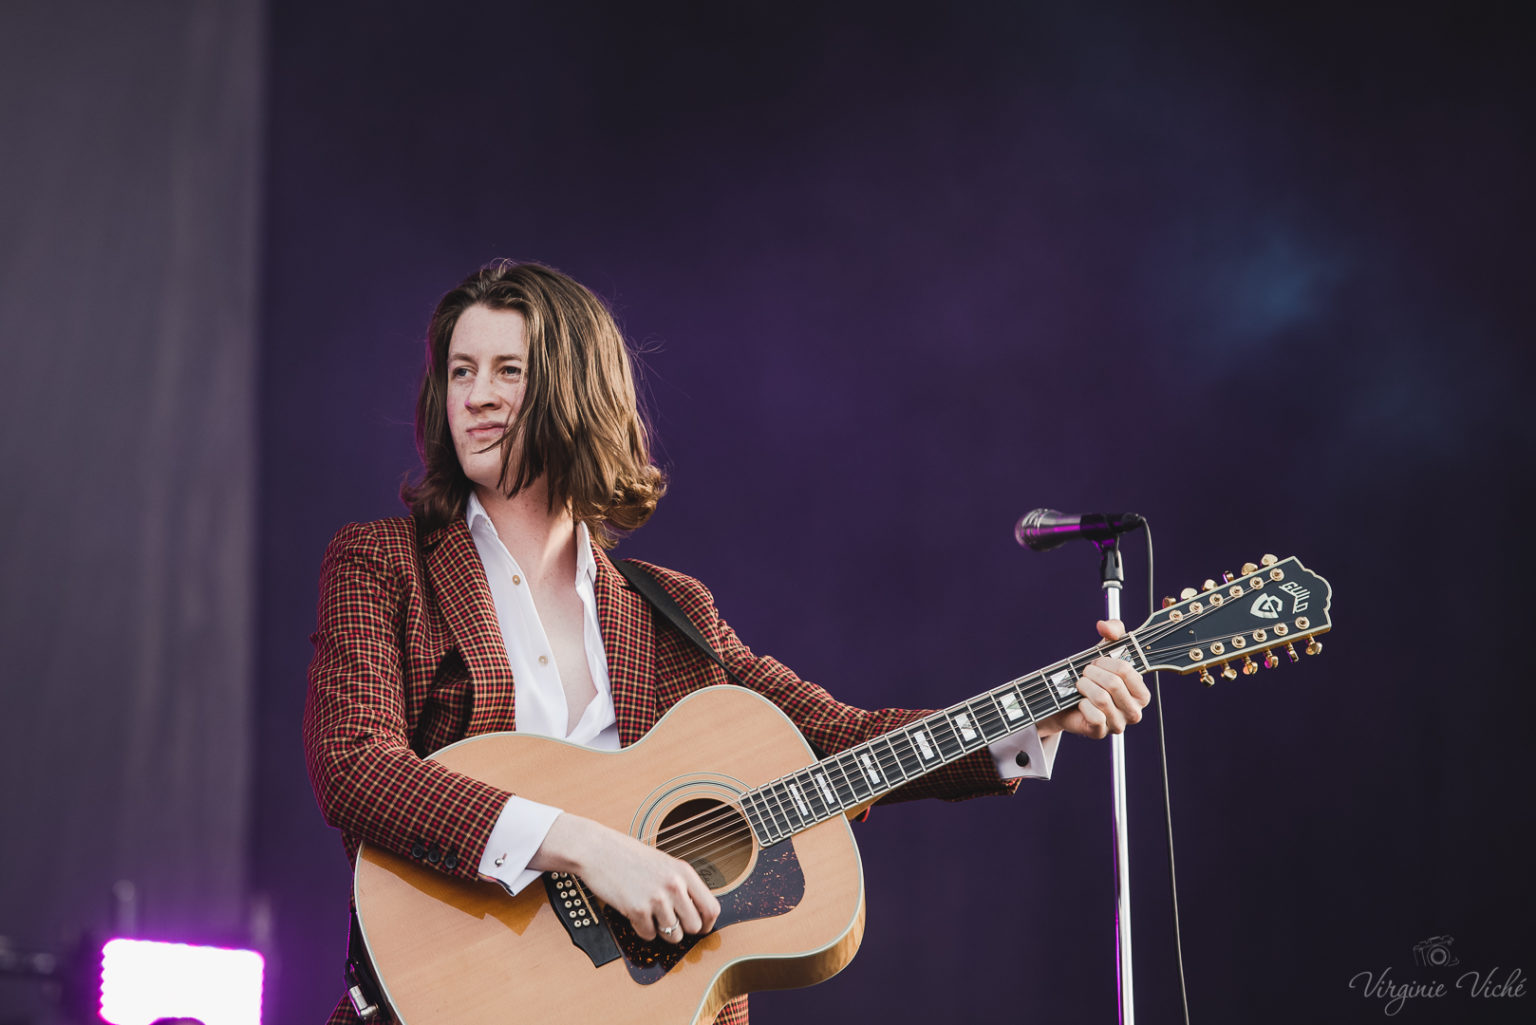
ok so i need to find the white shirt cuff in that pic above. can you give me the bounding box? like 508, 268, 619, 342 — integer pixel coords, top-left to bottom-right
990, 725, 1059, 781
477, 795, 563, 895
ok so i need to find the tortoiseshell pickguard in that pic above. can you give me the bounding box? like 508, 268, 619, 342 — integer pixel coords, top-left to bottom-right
604, 840, 805, 984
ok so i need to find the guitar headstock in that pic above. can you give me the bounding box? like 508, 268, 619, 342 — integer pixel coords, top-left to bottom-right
1133, 555, 1332, 683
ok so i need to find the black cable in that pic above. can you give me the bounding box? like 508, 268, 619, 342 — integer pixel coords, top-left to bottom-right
1143, 525, 1193, 1025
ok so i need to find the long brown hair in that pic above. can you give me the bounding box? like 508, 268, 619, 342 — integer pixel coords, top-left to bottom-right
401, 260, 667, 546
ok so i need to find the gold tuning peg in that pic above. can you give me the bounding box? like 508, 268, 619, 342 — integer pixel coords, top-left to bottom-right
1199, 667, 1216, 687
1260, 554, 1278, 567
1201, 579, 1217, 591
1285, 643, 1300, 663
1222, 570, 1236, 583
1180, 587, 1198, 600
1263, 651, 1279, 670
1241, 562, 1259, 575
1305, 637, 1323, 656
1220, 663, 1238, 681
1162, 597, 1176, 608
1242, 656, 1258, 675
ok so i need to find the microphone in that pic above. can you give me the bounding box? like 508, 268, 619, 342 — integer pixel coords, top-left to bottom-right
1014, 508, 1146, 552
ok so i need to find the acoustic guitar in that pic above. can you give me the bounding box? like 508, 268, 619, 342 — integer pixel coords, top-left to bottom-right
355, 555, 1332, 1024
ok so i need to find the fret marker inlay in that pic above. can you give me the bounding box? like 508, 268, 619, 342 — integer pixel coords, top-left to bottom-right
914, 730, 935, 759
860, 753, 881, 783
1000, 693, 1024, 721
953, 713, 977, 742
814, 772, 836, 805
1050, 669, 1076, 699
787, 783, 809, 816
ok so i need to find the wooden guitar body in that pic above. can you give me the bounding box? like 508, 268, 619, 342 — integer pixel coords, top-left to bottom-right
354, 686, 867, 1025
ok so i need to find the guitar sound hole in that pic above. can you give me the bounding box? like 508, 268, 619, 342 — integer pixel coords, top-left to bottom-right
654, 798, 753, 889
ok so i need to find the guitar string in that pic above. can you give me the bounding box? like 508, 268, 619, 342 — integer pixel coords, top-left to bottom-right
637, 717, 1012, 856
653, 634, 1291, 866
651, 700, 1037, 858
657, 641, 1215, 859
650, 665, 1072, 861
643, 593, 1319, 861
656, 818, 752, 863
639, 705, 1021, 855
653, 693, 1051, 861
633, 675, 1068, 855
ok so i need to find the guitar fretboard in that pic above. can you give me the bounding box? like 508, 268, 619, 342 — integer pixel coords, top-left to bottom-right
740, 638, 1148, 845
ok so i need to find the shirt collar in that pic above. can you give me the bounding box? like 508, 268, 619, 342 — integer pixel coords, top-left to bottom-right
465, 490, 493, 533
573, 520, 597, 589
465, 491, 597, 589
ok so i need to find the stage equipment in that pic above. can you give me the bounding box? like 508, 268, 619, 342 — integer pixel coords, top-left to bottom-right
1014, 508, 1146, 551
99, 938, 263, 1025
1016, 507, 1146, 1024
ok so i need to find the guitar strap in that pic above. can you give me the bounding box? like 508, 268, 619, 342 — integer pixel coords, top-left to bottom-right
614, 558, 831, 762
613, 559, 753, 688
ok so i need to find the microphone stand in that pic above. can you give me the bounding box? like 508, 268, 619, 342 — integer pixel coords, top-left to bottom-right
1095, 536, 1134, 1025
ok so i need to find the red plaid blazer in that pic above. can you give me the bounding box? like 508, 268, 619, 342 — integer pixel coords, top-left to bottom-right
304, 516, 1015, 1024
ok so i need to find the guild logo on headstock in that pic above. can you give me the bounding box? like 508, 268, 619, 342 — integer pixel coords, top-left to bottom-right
1280, 580, 1311, 613
1249, 594, 1283, 620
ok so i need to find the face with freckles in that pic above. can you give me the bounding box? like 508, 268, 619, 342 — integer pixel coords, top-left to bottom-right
445, 304, 530, 496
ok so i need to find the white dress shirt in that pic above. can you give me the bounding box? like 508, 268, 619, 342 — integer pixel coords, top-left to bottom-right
464, 495, 1058, 894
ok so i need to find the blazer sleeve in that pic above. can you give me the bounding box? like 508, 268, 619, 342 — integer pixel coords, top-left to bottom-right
302, 522, 510, 879
639, 563, 1017, 806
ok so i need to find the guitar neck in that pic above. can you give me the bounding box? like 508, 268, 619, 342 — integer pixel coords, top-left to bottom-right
740, 634, 1149, 846
740, 555, 1333, 846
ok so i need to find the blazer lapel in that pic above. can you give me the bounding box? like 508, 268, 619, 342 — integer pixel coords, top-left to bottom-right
423, 520, 517, 735
592, 546, 657, 746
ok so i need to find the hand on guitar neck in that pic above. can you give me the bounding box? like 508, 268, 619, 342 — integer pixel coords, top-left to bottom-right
529, 808, 722, 944
1034, 619, 1151, 743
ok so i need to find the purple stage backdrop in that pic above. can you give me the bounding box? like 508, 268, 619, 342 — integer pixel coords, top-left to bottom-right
4, 2, 1533, 1024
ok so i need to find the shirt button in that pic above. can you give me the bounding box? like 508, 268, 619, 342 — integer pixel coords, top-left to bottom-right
512, 575, 521, 585
538, 655, 549, 665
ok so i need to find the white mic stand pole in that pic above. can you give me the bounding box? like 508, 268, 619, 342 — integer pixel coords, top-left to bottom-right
1094, 537, 1134, 1025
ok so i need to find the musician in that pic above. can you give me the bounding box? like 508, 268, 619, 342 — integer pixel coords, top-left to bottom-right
303, 260, 1150, 1025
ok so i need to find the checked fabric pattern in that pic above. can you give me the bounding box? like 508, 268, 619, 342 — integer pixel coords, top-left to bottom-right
304, 517, 1016, 1025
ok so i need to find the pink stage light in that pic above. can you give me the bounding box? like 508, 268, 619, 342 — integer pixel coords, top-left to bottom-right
99, 938, 264, 1025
